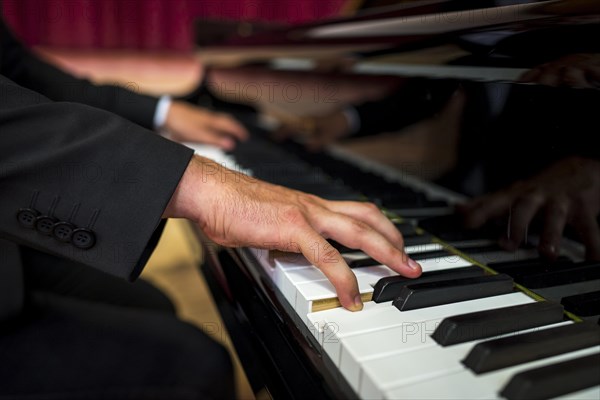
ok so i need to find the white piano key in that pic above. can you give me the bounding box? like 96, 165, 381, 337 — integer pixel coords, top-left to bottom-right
405, 242, 444, 254
358, 321, 571, 398
318, 292, 534, 370
343, 252, 370, 261
353, 265, 399, 280
307, 311, 326, 342
383, 346, 600, 400
276, 267, 327, 308
342, 318, 443, 391
295, 277, 375, 324
249, 248, 275, 273
273, 252, 475, 322
343, 243, 454, 261
417, 255, 473, 272
273, 262, 398, 314
273, 253, 313, 270
343, 253, 473, 273
554, 386, 600, 400
343, 242, 443, 262
185, 142, 251, 174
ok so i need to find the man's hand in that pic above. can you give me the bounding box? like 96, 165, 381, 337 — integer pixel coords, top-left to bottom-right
164, 155, 422, 311
519, 53, 600, 88
164, 100, 249, 150
272, 110, 353, 151
459, 157, 600, 260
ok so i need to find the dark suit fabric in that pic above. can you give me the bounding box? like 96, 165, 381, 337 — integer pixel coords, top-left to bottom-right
21, 248, 176, 314
0, 292, 233, 400
1, 18, 233, 399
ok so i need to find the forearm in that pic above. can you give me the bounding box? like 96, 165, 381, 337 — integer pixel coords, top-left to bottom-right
0, 20, 158, 129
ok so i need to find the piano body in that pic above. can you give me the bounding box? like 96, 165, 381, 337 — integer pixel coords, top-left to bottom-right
187, 1, 600, 399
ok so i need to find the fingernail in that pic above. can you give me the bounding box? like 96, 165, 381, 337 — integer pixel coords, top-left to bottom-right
352, 294, 364, 311
408, 258, 420, 270
223, 139, 235, 149
540, 242, 557, 258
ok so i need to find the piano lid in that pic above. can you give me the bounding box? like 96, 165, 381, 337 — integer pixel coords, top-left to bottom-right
194, 0, 600, 83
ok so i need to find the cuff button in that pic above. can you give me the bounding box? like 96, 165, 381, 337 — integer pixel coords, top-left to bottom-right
71, 228, 96, 250
53, 222, 75, 243
35, 216, 57, 236
17, 208, 40, 229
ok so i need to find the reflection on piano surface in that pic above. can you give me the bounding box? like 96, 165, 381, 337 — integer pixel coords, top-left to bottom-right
189, 1, 600, 399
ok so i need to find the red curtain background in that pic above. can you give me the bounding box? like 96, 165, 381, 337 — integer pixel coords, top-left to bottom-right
2, 0, 346, 51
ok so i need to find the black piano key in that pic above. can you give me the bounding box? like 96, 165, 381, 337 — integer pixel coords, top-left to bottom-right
417, 214, 500, 242
386, 198, 448, 210
520, 261, 600, 289
344, 256, 380, 269
409, 250, 454, 261
394, 222, 418, 237
488, 257, 574, 280
500, 353, 600, 400
393, 274, 514, 311
487, 256, 575, 283
561, 290, 600, 317
453, 243, 504, 254
463, 321, 600, 374
403, 233, 435, 247
432, 301, 565, 346
372, 266, 485, 303
328, 240, 355, 254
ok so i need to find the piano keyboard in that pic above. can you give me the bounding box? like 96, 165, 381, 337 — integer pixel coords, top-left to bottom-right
185, 134, 600, 400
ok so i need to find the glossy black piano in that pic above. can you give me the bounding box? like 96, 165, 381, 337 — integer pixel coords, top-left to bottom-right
186, 1, 600, 399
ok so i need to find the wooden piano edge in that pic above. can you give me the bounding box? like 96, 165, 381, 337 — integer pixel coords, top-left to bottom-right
189, 223, 358, 400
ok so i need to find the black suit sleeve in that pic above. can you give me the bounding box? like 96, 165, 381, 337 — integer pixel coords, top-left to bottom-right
0, 75, 194, 281
0, 18, 158, 130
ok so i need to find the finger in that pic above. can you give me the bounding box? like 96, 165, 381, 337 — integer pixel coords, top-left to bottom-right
572, 211, 600, 261
463, 192, 513, 229
209, 114, 249, 141
316, 132, 342, 148
538, 198, 569, 260
456, 197, 485, 214
196, 132, 237, 151
295, 227, 363, 311
271, 125, 298, 142
323, 201, 404, 248
537, 67, 562, 86
584, 66, 600, 87
561, 67, 592, 88
504, 194, 544, 250
312, 210, 421, 279
519, 67, 542, 82
305, 137, 329, 152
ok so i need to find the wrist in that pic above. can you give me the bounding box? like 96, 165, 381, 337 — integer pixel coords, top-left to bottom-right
163, 155, 254, 223
341, 107, 360, 136
163, 155, 205, 221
